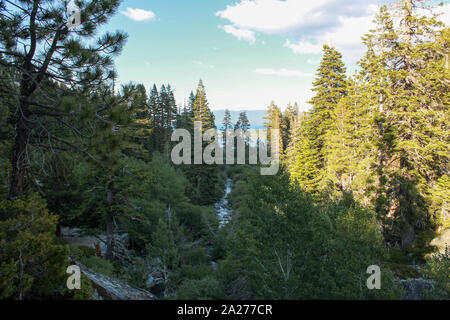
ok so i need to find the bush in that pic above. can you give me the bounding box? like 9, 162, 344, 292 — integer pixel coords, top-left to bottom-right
220, 171, 403, 299
62, 273, 94, 300
69, 244, 96, 261
176, 276, 224, 300
80, 256, 116, 278
0, 194, 69, 299
423, 247, 450, 299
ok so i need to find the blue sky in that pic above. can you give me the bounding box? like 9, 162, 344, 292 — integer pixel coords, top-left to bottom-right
102, 0, 449, 111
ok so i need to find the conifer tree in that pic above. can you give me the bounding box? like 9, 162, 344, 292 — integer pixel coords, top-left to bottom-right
222, 109, 233, 152
358, 0, 448, 246
123, 84, 152, 161
222, 109, 232, 132
288, 117, 322, 196
0, 0, 127, 200
324, 80, 374, 196
264, 101, 283, 156
234, 112, 250, 132
148, 84, 164, 153
192, 80, 215, 129
307, 45, 348, 168
281, 103, 299, 155
184, 80, 220, 205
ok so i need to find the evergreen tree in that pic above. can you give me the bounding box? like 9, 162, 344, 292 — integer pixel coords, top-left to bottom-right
222, 109, 233, 155
0, 0, 127, 200
307, 45, 348, 168
148, 84, 165, 153
358, 1, 449, 247
222, 109, 232, 132
147, 218, 178, 298
324, 80, 372, 195
123, 83, 152, 161
183, 80, 221, 205
234, 112, 250, 132
288, 120, 322, 196
220, 169, 401, 299
192, 80, 215, 129
281, 103, 299, 155
264, 102, 283, 156
0, 194, 70, 299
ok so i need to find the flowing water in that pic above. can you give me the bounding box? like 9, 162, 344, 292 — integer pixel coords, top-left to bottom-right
215, 179, 233, 227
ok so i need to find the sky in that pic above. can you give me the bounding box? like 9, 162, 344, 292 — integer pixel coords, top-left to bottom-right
101, 0, 449, 111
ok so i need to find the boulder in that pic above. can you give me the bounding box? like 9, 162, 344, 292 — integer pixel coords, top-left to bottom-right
400, 279, 434, 300
430, 228, 450, 254
76, 261, 157, 300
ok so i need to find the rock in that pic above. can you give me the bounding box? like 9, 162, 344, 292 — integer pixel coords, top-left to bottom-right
76, 261, 157, 300
400, 279, 434, 300
62, 228, 130, 260
146, 272, 164, 290
61, 227, 82, 237
430, 228, 450, 254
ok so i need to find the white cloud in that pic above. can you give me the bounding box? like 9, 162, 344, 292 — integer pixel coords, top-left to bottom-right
216, 0, 386, 63
221, 25, 256, 44
216, 0, 385, 35
121, 8, 156, 22
217, 0, 327, 35
284, 40, 322, 54
320, 13, 376, 62
217, 1, 450, 63
254, 68, 313, 77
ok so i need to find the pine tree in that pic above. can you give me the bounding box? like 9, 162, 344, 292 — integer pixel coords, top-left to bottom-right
161, 84, 178, 157
307, 45, 348, 168
123, 84, 152, 161
184, 80, 220, 205
222, 109, 232, 132
192, 80, 215, 129
149, 84, 161, 123
166, 84, 178, 131
281, 103, 299, 155
264, 101, 283, 156
147, 218, 178, 298
222, 109, 233, 153
324, 80, 374, 196
288, 117, 322, 196
358, 1, 449, 246
85, 86, 135, 260
235, 112, 250, 132
148, 84, 164, 153
0, 0, 126, 200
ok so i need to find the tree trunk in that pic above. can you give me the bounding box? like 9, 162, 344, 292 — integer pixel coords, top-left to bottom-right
401, 220, 416, 248
106, 181, 114, 261
196, 174, 201, 203
376, 95, 385, 213
8, 99, 30, 201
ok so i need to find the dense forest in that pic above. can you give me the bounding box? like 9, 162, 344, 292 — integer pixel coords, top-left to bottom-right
0, 0, 448, 300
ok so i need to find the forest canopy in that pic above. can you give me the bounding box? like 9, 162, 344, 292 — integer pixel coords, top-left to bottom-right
0, 0, 448, 301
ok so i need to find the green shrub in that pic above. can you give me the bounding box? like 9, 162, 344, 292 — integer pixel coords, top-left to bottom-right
0, 194, 69, 299
423, 247, 450, 299
182, 247, 209, 266
69, 244, 96, 261
176, 276, 224, 300
62, 273, 94, 300
80, 256, 116, 278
